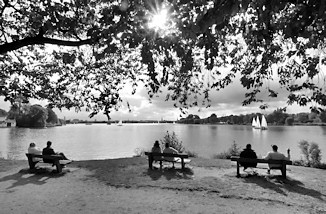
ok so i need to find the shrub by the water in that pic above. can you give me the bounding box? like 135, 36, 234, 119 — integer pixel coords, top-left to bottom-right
213, 141, 240, 159
159, 131, 197, 157
297, 140, 323, 168
160, 131, 185, 153
134, 148, 145, 157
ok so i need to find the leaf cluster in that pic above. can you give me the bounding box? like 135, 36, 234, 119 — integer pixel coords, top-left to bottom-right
1, 0, 326, 117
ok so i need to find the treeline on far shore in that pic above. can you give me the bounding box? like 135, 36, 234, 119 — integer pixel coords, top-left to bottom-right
66, 120, 175, 124
177, 108, 326, 126
1, 104, 63, 128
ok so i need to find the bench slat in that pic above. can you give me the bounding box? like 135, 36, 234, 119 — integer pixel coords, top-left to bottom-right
144, 152, 189, 158
230, 156, 292, 165
26, 153, 64, 160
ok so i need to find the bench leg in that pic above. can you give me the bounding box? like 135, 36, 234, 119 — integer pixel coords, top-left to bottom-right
236, 162, 240, 177
281, 164, 286, 178
28, 158, 37, 169
54, 161, 62, 173
148, 156, 153, 169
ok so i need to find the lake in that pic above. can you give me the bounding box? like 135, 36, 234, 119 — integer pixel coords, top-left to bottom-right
0, 123, 325, 161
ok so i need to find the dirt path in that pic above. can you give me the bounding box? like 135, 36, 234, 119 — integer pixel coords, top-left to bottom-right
0, 158, 325, 214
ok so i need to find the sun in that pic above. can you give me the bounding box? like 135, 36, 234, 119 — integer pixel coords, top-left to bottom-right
148, 8, 168, 30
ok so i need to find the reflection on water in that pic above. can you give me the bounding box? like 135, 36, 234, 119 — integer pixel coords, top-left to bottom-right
320, 126, 326, 135
0, 124, 325, 161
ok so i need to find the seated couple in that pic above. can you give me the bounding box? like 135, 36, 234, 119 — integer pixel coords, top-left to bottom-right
240, 144, 290, 174
28, 141, 72, 165
151, 140, 181, 162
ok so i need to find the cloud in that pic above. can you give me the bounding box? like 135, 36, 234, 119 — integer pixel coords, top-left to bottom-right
0, 73, 312, 121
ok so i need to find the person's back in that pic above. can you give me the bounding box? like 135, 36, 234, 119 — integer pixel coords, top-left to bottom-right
163, 143, 178, 161
264, 145, 290, 170
151, 140, 162, 161
152, 147, 161, 153
28, 143, 42, 155
239, 144, 257, 169
28, 142, 42, 162
42, 147, 55, 155
42, 141, 56, 163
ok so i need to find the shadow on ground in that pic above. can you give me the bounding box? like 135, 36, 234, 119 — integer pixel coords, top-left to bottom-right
241, 173, 326, 201
146, 166, 194, 181
0, 167, 68, 189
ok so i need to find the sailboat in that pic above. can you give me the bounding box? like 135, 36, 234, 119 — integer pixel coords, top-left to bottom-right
261, 115, 268, 130
255, 115, 261, 129
251, 117, 257, 127
117, 120, 123, 126
252, 115, 268, 130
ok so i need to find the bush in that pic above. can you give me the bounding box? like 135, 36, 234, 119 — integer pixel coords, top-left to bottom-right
134, 147, 145, 157
213, 141, 240, 159
159, 131, 197, 157
213, 151, 231, 159
228, 141, 241, 157
309, 143, 322, 166
298, 140, 322, 167
160, 131, 185, 153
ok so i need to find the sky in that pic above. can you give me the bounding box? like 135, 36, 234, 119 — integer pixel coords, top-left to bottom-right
0, 75, 311, 122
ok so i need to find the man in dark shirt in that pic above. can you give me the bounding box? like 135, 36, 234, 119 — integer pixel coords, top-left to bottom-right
239, 144, 257, 170
42, 141, 69, 163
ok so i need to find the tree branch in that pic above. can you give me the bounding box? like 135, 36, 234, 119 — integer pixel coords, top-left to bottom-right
195, 0, 241, 34
0, 35, 93, 54
194, 0, 298, 34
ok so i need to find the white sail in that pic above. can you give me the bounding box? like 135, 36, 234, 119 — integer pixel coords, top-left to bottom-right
117, 120, 123, 126
255, 116, 261, 129
261, 115, 268, 130
252, 117, 257, 127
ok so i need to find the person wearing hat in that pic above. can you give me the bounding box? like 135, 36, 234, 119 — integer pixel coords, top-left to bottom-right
239, 144, 257, 171
264, 145, 290, 174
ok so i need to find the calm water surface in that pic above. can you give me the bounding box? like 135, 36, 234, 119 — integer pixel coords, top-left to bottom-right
0, 123, 325, 161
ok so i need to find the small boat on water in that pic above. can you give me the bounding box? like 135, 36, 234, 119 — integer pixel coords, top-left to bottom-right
252, 115, 268, 130
261, 115, 268, 130
117, 120, 123, 126
251, 117, 257, 127
255, 115, 261, 129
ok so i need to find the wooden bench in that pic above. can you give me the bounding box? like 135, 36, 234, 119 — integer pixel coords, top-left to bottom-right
26, 153, 71, 173
144, 152, 190, 170
230, 156, 292, 178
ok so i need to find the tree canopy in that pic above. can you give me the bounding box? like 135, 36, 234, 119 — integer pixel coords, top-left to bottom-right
1, 0, 326, 118
8, 103, 59, 127
14, 104, 48, 127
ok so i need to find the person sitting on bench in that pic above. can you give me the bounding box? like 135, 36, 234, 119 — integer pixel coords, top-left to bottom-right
27, 142, 42, 162
239, 144, 257, 171
163, 142, 179, 162
151, 140, 162, 163
42, 141, 70, 164
264, 145, 290, 174
152, 140, 162, 153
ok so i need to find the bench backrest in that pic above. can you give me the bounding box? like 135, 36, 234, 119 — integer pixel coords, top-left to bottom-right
231, 156, 292, 165
26, 153, 63, 160
144, 152, 189, 158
